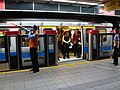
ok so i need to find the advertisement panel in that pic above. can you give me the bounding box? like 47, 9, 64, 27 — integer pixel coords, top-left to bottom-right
104, 0, 120, 11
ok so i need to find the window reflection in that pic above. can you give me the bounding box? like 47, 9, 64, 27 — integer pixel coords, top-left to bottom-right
20, 30, 29, 47
21, 37, 29, 47
0, 38, 5, 48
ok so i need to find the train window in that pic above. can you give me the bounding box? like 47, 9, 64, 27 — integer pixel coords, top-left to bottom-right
5, 1, 33, 10
20, 30, 28, 34
21, 37, 29, 47
81, 6, 94, 13
0, 37, 5, 48
60, 5, 80, 12
20, 29, 29, 47
100, 35, 107, 42
99, 29, 107, 42
35, 3, 58, 11
20, 28, 40, 47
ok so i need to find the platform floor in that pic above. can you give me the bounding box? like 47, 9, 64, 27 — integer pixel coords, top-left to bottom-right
0, 58, 120, 90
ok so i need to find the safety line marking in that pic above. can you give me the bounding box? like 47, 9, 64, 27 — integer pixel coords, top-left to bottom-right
0, 58, 111, 75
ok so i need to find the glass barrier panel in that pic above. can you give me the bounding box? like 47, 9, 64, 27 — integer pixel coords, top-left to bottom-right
20, 35, 45, 67
99, 35, 113, 58
38, 36, 45, 65
0, 36, 6, 62
48, 36, 55, 53
21, 35, 31, 66
10, 37, 17, 56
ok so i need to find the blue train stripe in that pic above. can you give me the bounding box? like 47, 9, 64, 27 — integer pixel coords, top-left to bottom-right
21, 52, 45, 58
38, 52, 45, 57
21, 53, 30, 58
84, 47, 88, 53
21, 50, 54, 58
84, 46, 112, 53
0, 53, 6, 61
10, 52, 16, 56
48, 50, 54, 53
0, 50, 54, 61
100, 46, 112, 51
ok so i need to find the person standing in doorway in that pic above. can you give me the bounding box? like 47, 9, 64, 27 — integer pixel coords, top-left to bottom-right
112, 28, 119, 66
62, 31, 71, 59
72, 29, 79, 57
76, 32, 81, 58
22, 25, 39, 73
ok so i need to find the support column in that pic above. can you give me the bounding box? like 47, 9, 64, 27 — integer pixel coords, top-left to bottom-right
88, 33, 93, 60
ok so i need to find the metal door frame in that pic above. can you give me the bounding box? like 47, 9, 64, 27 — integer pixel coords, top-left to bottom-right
0, 36, 8, 63
6, 35, 21, 70
88, 32, 113, 60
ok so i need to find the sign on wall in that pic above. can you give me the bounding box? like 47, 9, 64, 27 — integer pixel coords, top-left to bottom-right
104, 0, 120, 11
116, 0, 120, 10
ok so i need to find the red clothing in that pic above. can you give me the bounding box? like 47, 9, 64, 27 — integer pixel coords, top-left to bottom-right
72, 33, 78, 44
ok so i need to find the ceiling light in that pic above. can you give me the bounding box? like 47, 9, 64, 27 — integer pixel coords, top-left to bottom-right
98, 4, 104, 6
77, 2, 99, 5
52, 0, 76, 3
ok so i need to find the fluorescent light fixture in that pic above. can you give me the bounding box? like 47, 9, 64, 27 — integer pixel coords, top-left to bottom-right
98, 4, 104, 6
80, 22, 89, 24
0, 23, 16, 26
52, 0, 76, 3
77, 2, 99, 5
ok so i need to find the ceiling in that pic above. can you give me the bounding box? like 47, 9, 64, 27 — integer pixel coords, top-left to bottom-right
4, 0, 119, 23
1, 11, 120, 23
8, 0, 109, 5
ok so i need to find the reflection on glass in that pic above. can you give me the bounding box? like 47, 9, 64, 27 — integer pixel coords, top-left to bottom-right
48, 36, 54, 50
99, 29, 107, 42
21, 37, 29, 47
38, 37, 45, 65
10, 37, 17, 56
0, 37, 5, 61
20, 30, 29, 47
38, 37, 44, 51
100, 35, 107, 42
0, 38, 5, 48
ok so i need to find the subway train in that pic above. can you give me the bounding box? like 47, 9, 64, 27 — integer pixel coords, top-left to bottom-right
0, 19, 114, 69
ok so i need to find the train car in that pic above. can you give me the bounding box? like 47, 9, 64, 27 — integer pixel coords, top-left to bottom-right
0, 20, 114, 69
82, 23, 113, 59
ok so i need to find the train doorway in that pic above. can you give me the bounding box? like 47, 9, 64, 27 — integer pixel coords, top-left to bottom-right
39, 26, 84, 62
56, 26, 83, 62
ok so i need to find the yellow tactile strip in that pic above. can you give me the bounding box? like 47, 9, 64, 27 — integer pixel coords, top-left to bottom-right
0, 58, 111, 75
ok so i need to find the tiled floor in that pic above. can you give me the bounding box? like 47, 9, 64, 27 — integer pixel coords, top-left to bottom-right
0, 58, 120, 90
